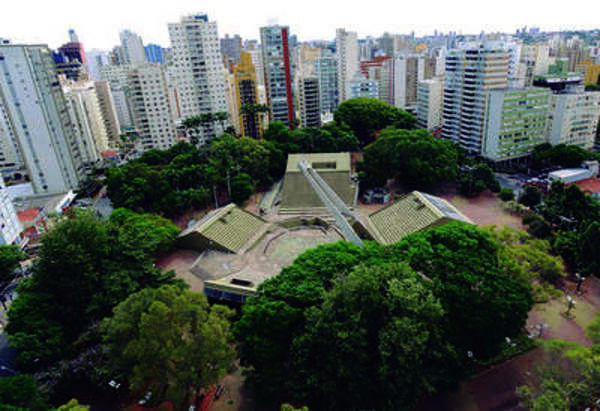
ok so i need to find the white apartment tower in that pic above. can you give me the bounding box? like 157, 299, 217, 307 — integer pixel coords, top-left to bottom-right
119, 30, 147, 65
168, 14, 229, 139
442, 42, 509, 154
336, 28, 359, 102
100, 64, 134, 128
63, 81, 108, 168
548, 86, 600, 149
0, 175, 22, 245
416, 78, 443, 131
0, 44, 85, 194
127, 64, 177, 150
393, 55, 426, 111
94, 80, 121, 147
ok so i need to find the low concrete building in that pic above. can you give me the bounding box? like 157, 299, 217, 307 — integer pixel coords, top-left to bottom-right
361, 191, 472, 244
280, 153, 356, 212
177, 204, 268, 254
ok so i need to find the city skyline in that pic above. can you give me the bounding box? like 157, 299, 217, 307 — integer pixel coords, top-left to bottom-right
2, 0, 599, 50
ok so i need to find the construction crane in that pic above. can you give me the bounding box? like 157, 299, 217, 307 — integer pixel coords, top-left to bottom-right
297, 160, 363, 246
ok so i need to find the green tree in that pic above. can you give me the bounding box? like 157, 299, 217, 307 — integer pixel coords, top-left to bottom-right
236, 224, 534, 403
484, 226, 565, 284
333, 98, 416, 146
518, 320, 600, 410
519, 186, 543, 208
459, 163, 501, 197
102, 285, 235, 408
499, 187, 515, 201
0, 244, 25, 289
578, 221, 600, 276
531, 143, 591, 170
6, 211, 179, 370
392, 223, 534, 357
292, 263, 459, 410
553, 230, 579, 268
0, 374, 47, 410
231, 173, 255, 205
56, 399, 90, 410
358, 129, 457, 189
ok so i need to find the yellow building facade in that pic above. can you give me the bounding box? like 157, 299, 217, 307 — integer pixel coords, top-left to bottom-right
234, 51, 263, 138
576, 60, 600, 85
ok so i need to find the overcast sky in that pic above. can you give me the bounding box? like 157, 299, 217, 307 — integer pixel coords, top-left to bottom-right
2, 0, 598, 50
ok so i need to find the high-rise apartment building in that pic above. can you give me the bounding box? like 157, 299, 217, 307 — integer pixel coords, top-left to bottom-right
127, 64, 177, 150
361, 56, 394, 105
234, 51, 262, 138
336, 28, 359, 102
220, 34, 242, 64
535, 73, 600, 149
520, 44, 550, 87
482, 88, 550, 161
0, 175, 22, 245
393, 55, 426, 111
94, 80, 121, 148
442, 42, 509, 154
85, 49, 111, 81
416, 78, 443, 131
314, 49, 338, 114
63, 83, 104, 168
534, 73, 600, 149
348, 76, 379, 99
100, 64, 134, 128
145, 44, 165, 64
247, 48, 264, 87
0, 44, 85, 194
297, 76, 321, 128
576, 59, 600, 85
168, 14, 229, 139
119, 30, 147, 65
260, 25, 295, 127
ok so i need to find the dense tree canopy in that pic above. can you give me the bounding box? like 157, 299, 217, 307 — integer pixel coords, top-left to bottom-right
235, 223, 534, 406
484, 226, 566, 284
392, 223, 533, 357
519, 186, 543, 208
230, 173, 254, 205
518, 315, 600, 410
0, 374, 47, 410
358, 128, 458, 188
333, 98, 417, 146
538, 182, 600, 277
531, 143, 596, 170
102, 285, 235, 409
6, 210, 180, 370
292, 263, 459, 410
0, 244, 25, 289
107, 122, 361, 215
459, 163, 501, 197
499, 187, 515, 201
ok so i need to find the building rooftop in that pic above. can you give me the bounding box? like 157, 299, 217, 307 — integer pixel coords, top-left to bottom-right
574, 177, 600, 196
365, 191, 472, 244
17, 208, 41, 223
280, 153, 356, 210
548, 168, 592, 181
178, 203, 268, 254
285, 152, 351, 173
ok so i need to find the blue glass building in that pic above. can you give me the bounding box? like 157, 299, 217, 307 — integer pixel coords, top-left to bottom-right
144, 44, 164, 64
